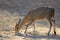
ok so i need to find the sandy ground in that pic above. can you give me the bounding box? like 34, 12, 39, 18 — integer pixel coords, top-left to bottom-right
0, 24, 60, 40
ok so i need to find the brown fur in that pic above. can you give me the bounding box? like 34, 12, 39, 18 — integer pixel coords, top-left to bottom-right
15, 7, 56, 35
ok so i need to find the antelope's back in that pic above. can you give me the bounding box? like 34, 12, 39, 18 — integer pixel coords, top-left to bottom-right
27, 7, 54, 19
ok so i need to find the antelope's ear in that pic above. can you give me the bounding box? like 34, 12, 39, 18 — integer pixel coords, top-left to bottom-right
17, 19, 21, 24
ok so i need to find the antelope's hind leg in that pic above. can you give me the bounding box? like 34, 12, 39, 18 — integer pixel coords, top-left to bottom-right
52, 18, 56, 35
47, 18, 52, 35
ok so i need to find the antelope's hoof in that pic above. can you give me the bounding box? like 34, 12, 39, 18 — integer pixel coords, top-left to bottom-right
54, 31, 56, 35
24, 33, 28, 36
25, 33, 28, 36
24, 32, 27, 36
47, 33, 50, 36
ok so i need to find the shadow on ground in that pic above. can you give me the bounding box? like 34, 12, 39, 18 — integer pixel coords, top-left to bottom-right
14, 33, 60, 40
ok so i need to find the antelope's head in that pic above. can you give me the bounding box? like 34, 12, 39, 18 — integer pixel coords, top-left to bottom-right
15, 19, 21, 34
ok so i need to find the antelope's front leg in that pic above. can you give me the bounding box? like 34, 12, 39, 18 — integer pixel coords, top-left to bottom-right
24, 25, 29, 36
